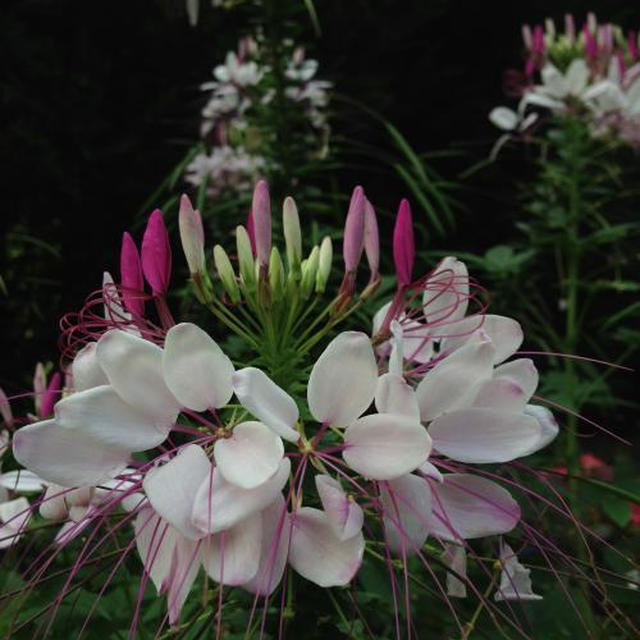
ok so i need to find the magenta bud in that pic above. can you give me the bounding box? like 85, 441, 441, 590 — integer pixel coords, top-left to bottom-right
342, 186, 365, 273
363, 198, 379, 282
120, 232, 145, 316
40, 372, 61, 418
251, 180, 272, 268
393, 198, 415, 288
141, 209, 172, 296
532, 25, 545, 55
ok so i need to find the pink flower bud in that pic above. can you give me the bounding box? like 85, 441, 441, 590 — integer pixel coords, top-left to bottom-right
584, 27, 598, 60
342, 186, 365, 273
521, 24, 532, 50
564, 14, 575, 43
251, 180, 271, 268
532, 25, 545, 55
178, 194, 205, 275
120, 232, 144, 316
393, 198, 415, 288
141, 209, 172, 296
363, 198, 379, 282
40, 372, 61, 418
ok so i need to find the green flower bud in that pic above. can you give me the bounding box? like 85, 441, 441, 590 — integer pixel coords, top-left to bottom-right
300, 246, 319, 297
282, 196, 302, 272
316, 236, 333, 293
269, 246, 285, 299
236, 225, 255, 286
213, 245, 240, 303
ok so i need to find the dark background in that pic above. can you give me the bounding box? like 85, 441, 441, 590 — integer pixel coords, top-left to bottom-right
0, 0, 635, 391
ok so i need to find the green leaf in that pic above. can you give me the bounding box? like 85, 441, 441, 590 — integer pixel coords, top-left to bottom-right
602, 495, 632, 528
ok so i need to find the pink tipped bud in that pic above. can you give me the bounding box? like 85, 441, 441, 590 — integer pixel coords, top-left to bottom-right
246, 208, 257, 256
251, 180, 272, 268
393, 199, 415, 288
178, 194, 205, 275
0, 387, 13, 428
342, 186, 365, 273
565, 14, 575, 43
521, 24, 532, 50
120, 232, 144, 316
141, 209, 172, 296
363, 198, 379, 282
584, 27, 598, 59
628, 31, 638, 59
587, 12, 597, 35
40, 372, 61, 418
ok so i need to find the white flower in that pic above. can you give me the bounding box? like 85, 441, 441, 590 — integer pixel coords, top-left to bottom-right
213, 52, 262, 87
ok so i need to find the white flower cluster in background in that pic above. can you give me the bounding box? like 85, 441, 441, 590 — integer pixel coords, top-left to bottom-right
489, 13, 640, 151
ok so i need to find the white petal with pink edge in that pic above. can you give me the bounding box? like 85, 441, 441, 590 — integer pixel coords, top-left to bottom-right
289, 507, 364, 587
430, 473, 520, 540
307, 331, 377, 427
494, 358, 539, 401
163, 323, 234, 411
343, 413, 431, 480
13, 419, 128, 486
429, 408, 542, 463
232, 368, 299, 442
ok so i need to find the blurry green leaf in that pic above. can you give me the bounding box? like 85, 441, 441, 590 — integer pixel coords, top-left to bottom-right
602, 495, 631, 528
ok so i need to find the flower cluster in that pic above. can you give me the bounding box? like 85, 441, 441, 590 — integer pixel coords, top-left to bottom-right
5, 181, 557, 629
490, 12, 640, 150
185, 36, 331, 196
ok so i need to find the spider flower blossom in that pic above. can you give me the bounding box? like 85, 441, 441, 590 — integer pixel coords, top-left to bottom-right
7, 181, 563, 630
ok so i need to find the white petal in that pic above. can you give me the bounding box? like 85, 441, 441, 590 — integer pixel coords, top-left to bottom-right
494, 358, 539, 400
201, 512, 262, 585
416, 333, 495, 421
13, 419, 128, 486
289, 507, 364, 587
233, 368, 299, 442
343, 413, 431, 480
417, 460, 443, 482
96, 330, 179, 425
143, 444, 212, 540
494, 543, 543, 601
0, 470, 46, 493
402, 322, 434, 363
163, 323, 234, 411
315, 474, 364, 541
519, 404, 559, 455
56, 385, 171, 451
0, 497, 31, 549
214, 421, 284, 489
307, 331, 377, 426
375, 373, 420, 419
72, 342, 108, 391
422, 257, 469, 324
565, 59, 589, 96
39, 484, 70, 521
380, 474, 432, 554
166, 536, 201, 624
242, 495, 290, 595
438, 315, 523, 364
489, 106, 519, 131
429, 408, 542, 463
430, 474, 520, 540
470, 378, 528, 412
541, 63, 566, 98
192, 458, 290, 535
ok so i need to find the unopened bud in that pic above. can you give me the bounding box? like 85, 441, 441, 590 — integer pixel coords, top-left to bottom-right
179, 194, 205, 275
342, 186, 365, 273
236, 225, 255, 285
301, 246, 319, 297
283, 196, 302, 270
316, 236, 333, 293
363, 199, 380, 285
141, 209, 172, 296
269, 247, 285, 299
213, 245, 240, 303
393, 199, 415, 288
252, 180, 272, 269
564, 14, 575, 43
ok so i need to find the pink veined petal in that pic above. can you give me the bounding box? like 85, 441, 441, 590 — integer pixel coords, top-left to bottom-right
343, 413, 432, 480
55, 385, 172, 451
12, 419, 129, 487
96, 330, 180, 427
415, 333, 495, 422
192, 458, 290, 535
375, 373, 420, 419
72, 342, 108, 392
0, 470, 46, 493
0, 497, 31, 549
429, 408, 542, 463
307, 331, 378, 427
430, 473, 520, 541
439, 315, 523, 364
315, 474, 364, 541
201, 511, 262, 585
232, 368, 299, 442
422, 257, 469, 324
494, 358, 539, 401
143, 444, 212, 540
162, 323, 234, 411
379, 473, 432, 555
289, 507, 365, 587
214, 421, 284, 489
242, 494, 291, 596
519, 404, 559, 456
470, 377, 529, 413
